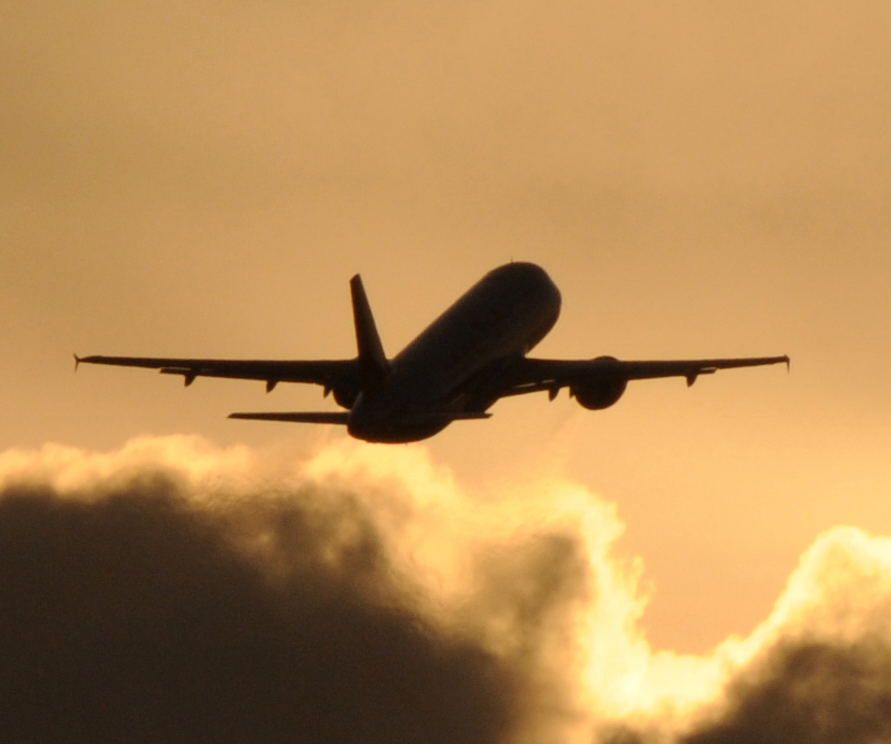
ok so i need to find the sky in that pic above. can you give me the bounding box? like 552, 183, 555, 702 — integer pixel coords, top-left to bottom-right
3, 2, 891, 740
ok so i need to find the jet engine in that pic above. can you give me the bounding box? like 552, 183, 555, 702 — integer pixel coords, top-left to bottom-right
326, 385, 359, 409
569, 357, 627, 410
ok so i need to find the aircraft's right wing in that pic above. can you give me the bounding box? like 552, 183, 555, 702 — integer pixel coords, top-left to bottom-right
74, 354, 359, 394
499, 354, 790, 398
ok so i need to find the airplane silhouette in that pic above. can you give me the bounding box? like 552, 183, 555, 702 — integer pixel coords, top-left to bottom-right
76, 262, 789, 442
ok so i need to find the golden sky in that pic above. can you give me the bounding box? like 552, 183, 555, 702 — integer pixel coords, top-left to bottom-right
3, 0, 891, 666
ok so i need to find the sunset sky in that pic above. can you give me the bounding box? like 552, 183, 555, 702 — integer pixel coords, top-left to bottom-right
3, 2, 891, 741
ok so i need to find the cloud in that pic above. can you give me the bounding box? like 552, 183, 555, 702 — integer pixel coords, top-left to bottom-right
679, 639, 891, 744
605, 526, 891, 744
667, 526, 891, 744
0, 439, 514, 743
2, 437, 891, 744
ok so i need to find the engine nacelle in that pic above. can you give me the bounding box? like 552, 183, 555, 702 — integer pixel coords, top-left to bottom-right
332, 386, 359, 409
569, 356, 627, 410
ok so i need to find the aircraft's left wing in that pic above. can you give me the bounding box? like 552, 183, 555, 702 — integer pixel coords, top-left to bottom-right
499, 354, 790, 398
74, 354, 359, 394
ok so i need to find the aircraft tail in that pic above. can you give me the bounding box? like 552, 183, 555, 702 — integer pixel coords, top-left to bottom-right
350, 274, 389, 391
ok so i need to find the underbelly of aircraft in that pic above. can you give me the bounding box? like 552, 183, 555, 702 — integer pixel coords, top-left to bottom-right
346, 411, 452, 443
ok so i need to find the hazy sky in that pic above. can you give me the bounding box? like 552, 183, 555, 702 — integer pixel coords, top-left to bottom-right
3, 0, 891, 666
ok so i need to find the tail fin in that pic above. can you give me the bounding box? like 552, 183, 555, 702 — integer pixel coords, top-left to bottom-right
350, 274, 389, 391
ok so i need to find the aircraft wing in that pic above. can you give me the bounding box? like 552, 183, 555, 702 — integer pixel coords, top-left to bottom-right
74, 354, 359, 393
500, 355, 790, 397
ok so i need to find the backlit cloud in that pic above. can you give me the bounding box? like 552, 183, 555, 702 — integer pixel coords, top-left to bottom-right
1, 437, 890, 743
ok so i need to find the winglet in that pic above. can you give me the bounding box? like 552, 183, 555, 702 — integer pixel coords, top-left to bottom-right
350, 274, 389, 391
73, 354, 81, 372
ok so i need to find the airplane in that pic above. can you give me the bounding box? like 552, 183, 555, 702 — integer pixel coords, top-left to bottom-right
75, 262, 789, 443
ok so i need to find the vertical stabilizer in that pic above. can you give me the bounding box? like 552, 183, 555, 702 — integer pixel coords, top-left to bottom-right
350, 274, 389, 391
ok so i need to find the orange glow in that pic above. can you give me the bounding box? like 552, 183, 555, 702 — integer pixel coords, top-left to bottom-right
3, 1, 891, 658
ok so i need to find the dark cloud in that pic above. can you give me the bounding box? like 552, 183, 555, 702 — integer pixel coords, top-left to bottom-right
8, 441, 891, 744
679, 639, 891, 744
0, 475, 516, 744
602, 638, 891, 744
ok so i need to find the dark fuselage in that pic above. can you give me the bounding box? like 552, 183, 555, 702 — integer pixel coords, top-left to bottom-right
347, 263, 561, 442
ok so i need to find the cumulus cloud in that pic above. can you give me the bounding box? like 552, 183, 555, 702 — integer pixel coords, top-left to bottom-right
2, 437, 891, 744
0, 439, 514, 743
680, 639, 891, 744
671, 527, 891, 744
604, 526, 891, 744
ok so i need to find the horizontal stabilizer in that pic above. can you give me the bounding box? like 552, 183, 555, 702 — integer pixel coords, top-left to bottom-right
436, 411, 492, 421
228, 411, 350, 424
391, 410, 492, 425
